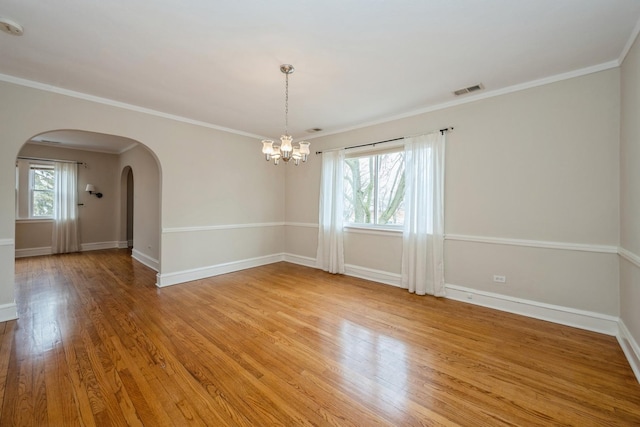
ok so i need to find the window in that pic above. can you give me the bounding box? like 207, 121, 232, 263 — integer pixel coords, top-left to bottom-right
30, 165, 55, 218
343, 150, 405, 226
15, 160, 60, 220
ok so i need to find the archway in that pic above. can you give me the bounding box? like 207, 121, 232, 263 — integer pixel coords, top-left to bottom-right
121, 167, 134, 249
14, 130, 161, 271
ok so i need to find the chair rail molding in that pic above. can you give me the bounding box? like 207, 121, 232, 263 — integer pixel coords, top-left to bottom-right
163, 222, 285, 233
445, 234, 618, 254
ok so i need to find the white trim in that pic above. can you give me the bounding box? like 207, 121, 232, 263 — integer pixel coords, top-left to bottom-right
15, 247, 51, 258
305, 61, 619, 141
118, 241, 129, 249
345, 226, 402, 237
619, 16, 640, 65
0, 73, 266, 140
0, 303, 18, 323
445, 283, 619, 336
80, 241, 120, 252
283, 253, 316, 268
445, 234, 618, 254
283, 254, 404, 288
162, 222, 285, 233
15, 241, 122, 258
0, 239, 14, 247
1, 57, 619, 147
156, 253, 284, 287
284, 222, 318, 229
618, 320, 640, 383
344, 264, 402, 288
132, 249, 159, 272
619, 247, 640, 269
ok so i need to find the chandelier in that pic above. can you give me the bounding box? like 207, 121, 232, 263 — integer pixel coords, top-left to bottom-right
261, 64, 310, 165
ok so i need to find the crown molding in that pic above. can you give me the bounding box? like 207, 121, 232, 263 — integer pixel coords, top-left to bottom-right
0, 73, 265, 140
305, 60, 620, 141
619, 16, 640, 65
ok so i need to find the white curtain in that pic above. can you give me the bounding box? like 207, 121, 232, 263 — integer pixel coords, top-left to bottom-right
316, 150, 345, 274
52, 162, 80, 254
401, 132, 446, 296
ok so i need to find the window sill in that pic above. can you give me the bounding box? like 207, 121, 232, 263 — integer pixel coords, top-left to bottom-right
344, 224, 402, 237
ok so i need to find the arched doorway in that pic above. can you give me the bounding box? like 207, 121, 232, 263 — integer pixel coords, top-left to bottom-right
14, 130, 161, 271
120, 166, 134, 249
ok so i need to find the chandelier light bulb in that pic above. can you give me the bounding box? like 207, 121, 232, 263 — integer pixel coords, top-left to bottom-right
280, 135, 293, 153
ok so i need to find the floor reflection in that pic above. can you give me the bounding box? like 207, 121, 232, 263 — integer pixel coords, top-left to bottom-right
339, 320, 408, 413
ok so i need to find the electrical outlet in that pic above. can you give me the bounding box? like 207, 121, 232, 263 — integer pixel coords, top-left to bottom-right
493, 275, 506, 283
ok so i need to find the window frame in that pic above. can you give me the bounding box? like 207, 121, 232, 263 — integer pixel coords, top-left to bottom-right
28, 163, 55, 219
15, 158, 57, 222
343, 145, 405, 230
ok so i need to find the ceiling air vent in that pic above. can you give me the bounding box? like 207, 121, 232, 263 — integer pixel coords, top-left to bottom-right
453, 83, 484, 96
306, 128, 323, 133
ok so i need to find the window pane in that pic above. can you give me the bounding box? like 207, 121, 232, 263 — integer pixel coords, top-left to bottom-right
33, 168, 54, 191
377, 152, 405, 225
344, 157, 374, 224
33, 190, 54, 217
31, 167, 55, 217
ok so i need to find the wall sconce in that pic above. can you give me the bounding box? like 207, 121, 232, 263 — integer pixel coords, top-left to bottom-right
85, 184, 103, 198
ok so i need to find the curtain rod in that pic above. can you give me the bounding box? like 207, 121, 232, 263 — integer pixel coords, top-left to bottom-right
314, 127, 453, 155
17, 156, 86, 166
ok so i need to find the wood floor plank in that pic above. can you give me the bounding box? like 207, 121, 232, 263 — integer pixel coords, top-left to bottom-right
1, 249, 639, 426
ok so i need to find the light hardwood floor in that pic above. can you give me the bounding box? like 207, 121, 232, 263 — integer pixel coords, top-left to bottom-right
1, 249, 639, 426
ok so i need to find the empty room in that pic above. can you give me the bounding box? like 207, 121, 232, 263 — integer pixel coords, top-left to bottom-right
1, 1, 640, 425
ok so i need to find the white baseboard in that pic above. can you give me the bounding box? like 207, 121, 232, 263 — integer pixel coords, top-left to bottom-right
345, 264, 403, 288
132, 249, 159, 272
283, 253, 316, 268
0, 302, 18, 322
81, 241, 120, 251
445, 283, 620, 336
283, 254, 404, 288
15, 246, 51, 258
156, 253, 284, 288
15, 241, 121, 258
618, 321, 640, 383
118, 240, 129, 249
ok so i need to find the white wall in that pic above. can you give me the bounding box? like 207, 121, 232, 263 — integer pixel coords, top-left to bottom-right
620, 32, 640, 374
286, 69, 621, 319
0, 79, 285, 319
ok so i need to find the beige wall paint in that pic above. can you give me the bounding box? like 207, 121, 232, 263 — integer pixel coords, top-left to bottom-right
286, 69, 621, 315
162, 226, 284, 273
620, 33, 640, 344
15, 143, 120, 249
15, 221, 52, 249
0, 80, 284, 310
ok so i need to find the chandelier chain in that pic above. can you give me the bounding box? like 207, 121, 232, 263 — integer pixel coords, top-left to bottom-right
284, 72, 289, 135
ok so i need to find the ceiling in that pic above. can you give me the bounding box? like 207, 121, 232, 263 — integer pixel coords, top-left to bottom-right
2, 0, 640, 151
29, 130, 138, 154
